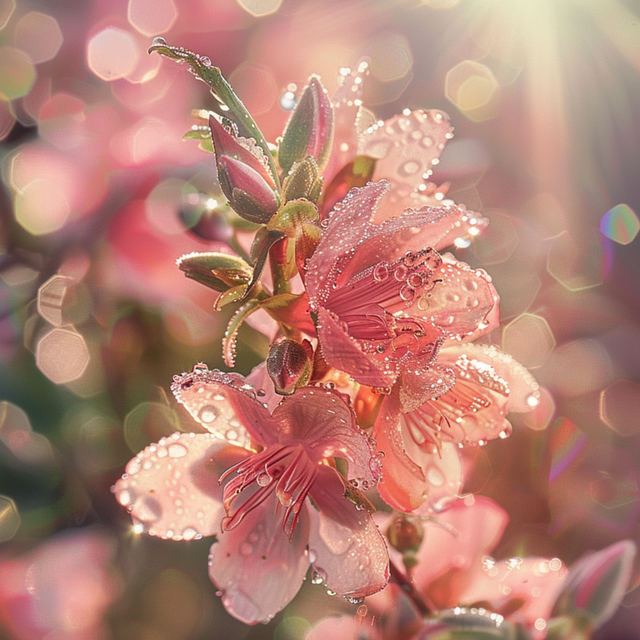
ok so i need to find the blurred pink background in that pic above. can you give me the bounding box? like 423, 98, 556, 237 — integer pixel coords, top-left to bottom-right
1, 0, 639, 638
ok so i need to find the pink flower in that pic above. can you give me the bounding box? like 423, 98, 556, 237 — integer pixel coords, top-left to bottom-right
305, 180, 498, 390
373, 343, 541, 512
0, 528, 120, 640
113, 364, 388, 624
410, 497, 567, 638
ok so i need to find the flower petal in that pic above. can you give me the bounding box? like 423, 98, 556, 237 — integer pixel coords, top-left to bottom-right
421, 254, 498, 340
409, 442, 463, 516
306, 181, 390, 305
208, 493, 310, 624
334, 202, 488, 289
442, 343, 541, 413
462, 556, 567, 637
412, 496, 509, 608
373, 391, 427, 512
272, 386, 381, 485
316, 307, 396, 387
113, 433, 245, 539
359, 110, 453, 220
308, 466, 389, 598
171, 364, 280, 447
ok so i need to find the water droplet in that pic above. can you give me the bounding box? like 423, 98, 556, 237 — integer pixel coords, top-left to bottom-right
152, 37, 167, 47
117, 490, 132, 506
198, 405, 219, 423
193, 363, 209, 373
357, 604, 368, 617
200, 56, 212, 67
394, 265, 408, 281
526, 392, 540, 407
279, 90, 296, 110
399, 160, 420, 176
226, 429, 238, 441
399, 285, 416, 302
308, 549, 317, 563
256, 389, 266, 397
373, 263, 389, 282
421, 136, 433, 148
347, 596, 365, 605
168, 443, 188, 458
183, 527, 198, 540
311, 569, 326, 585
240, 542, 253, 556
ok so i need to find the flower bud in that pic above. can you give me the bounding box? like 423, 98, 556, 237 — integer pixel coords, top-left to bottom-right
266, 338, 313, 395
278, 76, 334, 176
209, 115, 279, 223
387, 515, 424, 554
177, 252, 253, 292
551, 540, 636, 628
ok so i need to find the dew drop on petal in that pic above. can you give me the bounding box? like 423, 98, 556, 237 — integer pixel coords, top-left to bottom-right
198, 405, 219, 423
168, 443, 188, 458
239, 542, 253, 556
373, 263, 389, 282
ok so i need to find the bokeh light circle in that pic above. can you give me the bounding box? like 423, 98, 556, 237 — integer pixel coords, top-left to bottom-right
87, 27, 140, 81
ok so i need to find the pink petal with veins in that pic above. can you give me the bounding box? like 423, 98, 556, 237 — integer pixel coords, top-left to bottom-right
208, 493, 310, 625
271, 386, 381, 485
113, 432, 246, 539
308, 466, 389, 598
316, 307, 395, 387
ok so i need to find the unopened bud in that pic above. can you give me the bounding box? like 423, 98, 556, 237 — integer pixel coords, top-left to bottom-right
278, 76, 334, 176
209, 115, 279, 223
387, 515, 423, 554
266, 338, 313, 395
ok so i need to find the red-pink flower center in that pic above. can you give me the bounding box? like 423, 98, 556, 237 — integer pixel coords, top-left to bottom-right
325, 249, 443, 364
220, 444, 318, 537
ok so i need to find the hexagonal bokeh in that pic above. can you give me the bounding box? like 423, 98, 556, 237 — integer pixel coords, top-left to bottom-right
502, 313, 555, 369
37, 275, 75, 326
128, 0, 178, 36
15, 12, 64, 64
472, 210, 519, 265
590, 475, 639, 509
36, 327, 90, 384
600, 379, 640, 436
0, 46, 36, 101
445, 60, 499, 122
229, 63, 278, 116
236, 0, 282, 17
547, 230, 603, 291
87, 27, 140, 81
0, 495, 21, 542
599, 203, 639, 245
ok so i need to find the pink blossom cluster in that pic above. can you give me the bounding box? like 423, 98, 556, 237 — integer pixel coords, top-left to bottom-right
114, 42, 635, 638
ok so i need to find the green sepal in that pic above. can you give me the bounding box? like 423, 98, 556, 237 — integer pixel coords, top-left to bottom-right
281, 156, 323, 203
222, 298, 261, 367
267, 199, 321, 278
177, 252, 253, 292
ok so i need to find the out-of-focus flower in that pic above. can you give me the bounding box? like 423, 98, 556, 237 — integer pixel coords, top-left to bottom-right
410, 497, 567, 638
305, 180, 497, 390
374, 343, 540, 512
114, 364, 388, 624
0, 528, 120, 640
551, 540, 636, 631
